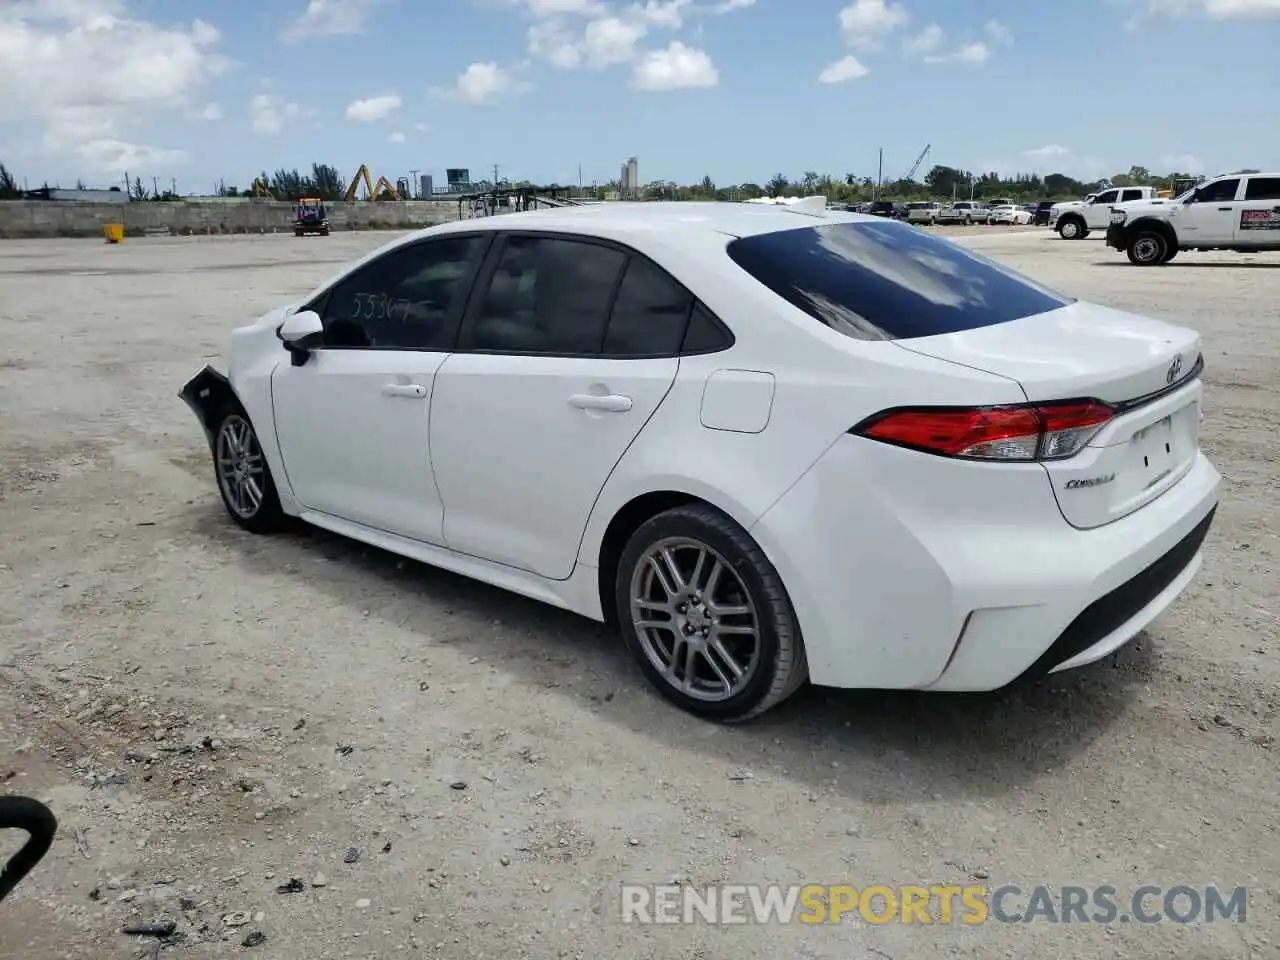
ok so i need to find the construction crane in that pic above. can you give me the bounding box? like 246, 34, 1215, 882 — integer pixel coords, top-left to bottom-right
250, 178, 275, 200
344, 164, 401, 201
903, 144, 931, 183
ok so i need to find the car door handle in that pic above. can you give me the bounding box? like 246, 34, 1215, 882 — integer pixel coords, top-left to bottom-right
1218, 206, 1233, 211
568, 393, 632, 413
382, 383, 428, 399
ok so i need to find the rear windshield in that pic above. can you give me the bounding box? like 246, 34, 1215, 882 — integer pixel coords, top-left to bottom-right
725, 220, 1073, 341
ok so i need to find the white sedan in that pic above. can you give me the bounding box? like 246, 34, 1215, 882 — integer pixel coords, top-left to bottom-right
988, 203, 1033, 225
181, 202, 1221, 722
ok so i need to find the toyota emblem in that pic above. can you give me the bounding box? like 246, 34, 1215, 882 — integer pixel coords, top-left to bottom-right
1166, 355, 1183, 384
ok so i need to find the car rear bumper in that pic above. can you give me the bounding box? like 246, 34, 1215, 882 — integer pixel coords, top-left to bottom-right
748, 437, 1221, 692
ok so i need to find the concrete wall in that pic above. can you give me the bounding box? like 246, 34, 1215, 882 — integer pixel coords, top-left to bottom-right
0, 199, 461, 239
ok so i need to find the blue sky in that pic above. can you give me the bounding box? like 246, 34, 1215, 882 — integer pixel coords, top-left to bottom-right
2, 0, 1277, 193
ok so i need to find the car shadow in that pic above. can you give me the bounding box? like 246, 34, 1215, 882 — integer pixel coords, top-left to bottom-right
1091, 261, 1280, 269
188, 505, 1152, 806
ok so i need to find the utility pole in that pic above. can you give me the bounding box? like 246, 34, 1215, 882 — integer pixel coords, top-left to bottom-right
409, 169, 419, 199
875, 148, 883, 201
492, 164, 500, 187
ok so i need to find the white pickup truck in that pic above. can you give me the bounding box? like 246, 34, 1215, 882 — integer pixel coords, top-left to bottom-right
1049, 186, 1161, 239
936, 200, 987, 224
1105, 171, 1280, 265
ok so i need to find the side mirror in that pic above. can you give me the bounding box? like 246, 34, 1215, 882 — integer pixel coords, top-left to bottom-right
276, 310, 323, 366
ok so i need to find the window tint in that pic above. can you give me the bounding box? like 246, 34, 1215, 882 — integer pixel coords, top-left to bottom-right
320, 236, 484, 349
726, 220, 1072, 342
1094, 190, 1119, 204
1244, 177, 1280, 201
680, 303, 732, 353
469, 235, 626, 354
601, 256, 693, 356
1120, 189, 1144, 202
1195, 178, 1240, 203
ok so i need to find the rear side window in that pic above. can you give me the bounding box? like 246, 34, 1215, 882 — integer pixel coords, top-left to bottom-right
726, 220, 1072, 341
1120, 189, 1145, 202
602, 256, 693, 356
1244, 177, 1280, 201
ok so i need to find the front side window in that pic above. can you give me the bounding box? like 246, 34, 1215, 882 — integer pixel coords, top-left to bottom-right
1193, 178, 1240, 204
319, 236, 485, 349
726, 220, 1072, 342
1093, 190, 1119, 205
467, 235, 626, 354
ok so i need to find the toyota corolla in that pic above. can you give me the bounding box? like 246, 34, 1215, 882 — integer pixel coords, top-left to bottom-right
180, 201, 1220, 722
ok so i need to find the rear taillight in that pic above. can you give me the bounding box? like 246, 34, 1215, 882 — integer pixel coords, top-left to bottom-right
851, 401, 1114, 462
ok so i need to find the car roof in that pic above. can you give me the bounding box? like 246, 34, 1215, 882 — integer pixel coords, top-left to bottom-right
419, 201, 875, 242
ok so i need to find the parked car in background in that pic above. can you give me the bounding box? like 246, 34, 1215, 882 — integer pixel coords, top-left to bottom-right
938, 201, 988, 225
1049, 186, 1161, 239
1033, 201, 1056, 226
905, 201, 942, 225
867, 201, 897, 218
988, 204, 1033, 225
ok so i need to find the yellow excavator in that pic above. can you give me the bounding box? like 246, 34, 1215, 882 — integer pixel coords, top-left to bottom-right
344, 164, 401, 201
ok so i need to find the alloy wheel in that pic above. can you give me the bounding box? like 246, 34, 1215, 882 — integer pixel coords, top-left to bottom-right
629, 537, 762, 703
215, 415, 266, 520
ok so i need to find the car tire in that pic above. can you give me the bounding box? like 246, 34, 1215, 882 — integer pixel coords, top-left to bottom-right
211, 406, 287, 533
1058, 217, 1085, 240
1126, 230, 1169, 266
1161, 244, 1179, 264
614, 503, 808, 723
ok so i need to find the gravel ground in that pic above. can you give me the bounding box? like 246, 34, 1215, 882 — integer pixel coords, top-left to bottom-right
1, 227, 1276, 960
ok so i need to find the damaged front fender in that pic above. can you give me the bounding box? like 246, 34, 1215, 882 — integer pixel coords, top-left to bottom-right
179, 365, 238, 448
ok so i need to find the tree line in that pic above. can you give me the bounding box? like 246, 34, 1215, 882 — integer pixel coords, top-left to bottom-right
0, 160, 1248, 204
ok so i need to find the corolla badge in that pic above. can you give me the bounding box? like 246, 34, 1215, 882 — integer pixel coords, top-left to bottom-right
1064, 474, 1116, 490
1166, 355, 1183, 384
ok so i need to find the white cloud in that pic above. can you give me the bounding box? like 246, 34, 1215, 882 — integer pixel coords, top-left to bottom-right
413, 120, 429, 131
708, 0, 755, 9
1025, 144, 1071, 159
388, 130, 405, 144
517, 0, 607, 15
281, 0, 370, 43
633, 0, 692, 27
818, 54, 869, 83
345, 93, 401, 121
632, 40, 718, 89
837, 0, 910, 49
430, 61, 531, 104
199, 102, 224, 121
584, 16, 648, 65
249, 92, 300, 134
984, 19, 1014, 43
528, 19, 583, 67
903, 23, 943, 53
1144, 0, 1280, 17
1160, 153, 1205, 173
925, 41, 989, 64
0, 2, 230, 171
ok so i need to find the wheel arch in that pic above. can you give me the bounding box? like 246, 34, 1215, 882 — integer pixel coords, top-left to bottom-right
1127, 216, 1177, 242
589, 485, 758, 625
179, 366, 242, 449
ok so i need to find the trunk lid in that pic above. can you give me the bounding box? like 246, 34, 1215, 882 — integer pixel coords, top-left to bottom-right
895, 302, 1204, 529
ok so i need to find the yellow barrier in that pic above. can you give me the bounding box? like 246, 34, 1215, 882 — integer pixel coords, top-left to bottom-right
104, 224, 124, 244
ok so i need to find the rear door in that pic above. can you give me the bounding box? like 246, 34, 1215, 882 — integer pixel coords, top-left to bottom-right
429, 233, 687, 579
1234, 175, 1280, 246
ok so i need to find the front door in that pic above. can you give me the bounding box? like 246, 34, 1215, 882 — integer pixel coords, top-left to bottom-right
1234, 175, 1280, 246
430, 233, 691, 579
1083, 189, 1121, 229
1174, 177, 1241, 245
270, 233, 490, 544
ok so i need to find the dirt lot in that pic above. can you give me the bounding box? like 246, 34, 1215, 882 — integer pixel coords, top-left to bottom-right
1, 227, 1276, 959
